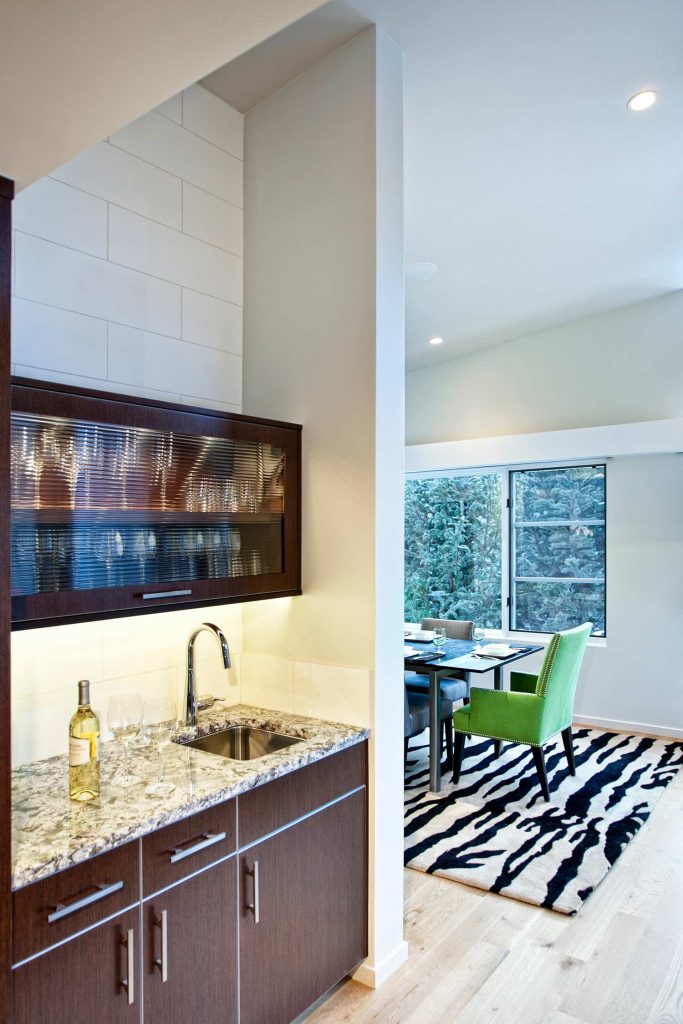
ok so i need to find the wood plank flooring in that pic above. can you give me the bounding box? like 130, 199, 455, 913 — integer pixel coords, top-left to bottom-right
304, 769, 683, 1024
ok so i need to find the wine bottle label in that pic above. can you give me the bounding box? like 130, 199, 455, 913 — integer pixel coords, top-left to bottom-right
69, 736, 90, 767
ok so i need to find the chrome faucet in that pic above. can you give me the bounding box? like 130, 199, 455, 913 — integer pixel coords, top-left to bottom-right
184, 622, 231, 727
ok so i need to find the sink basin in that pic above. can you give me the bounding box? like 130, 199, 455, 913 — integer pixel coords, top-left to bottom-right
180, 726, 302, 761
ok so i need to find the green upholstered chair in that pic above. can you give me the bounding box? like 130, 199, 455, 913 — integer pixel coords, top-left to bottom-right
452, 622, 592, 801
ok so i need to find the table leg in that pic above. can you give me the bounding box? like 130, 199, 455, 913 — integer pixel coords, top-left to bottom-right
493, 665, 502, 758
429, 670, 441, 794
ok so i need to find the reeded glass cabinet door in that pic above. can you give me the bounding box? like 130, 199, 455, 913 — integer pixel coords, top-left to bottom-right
10, 379, 301, 627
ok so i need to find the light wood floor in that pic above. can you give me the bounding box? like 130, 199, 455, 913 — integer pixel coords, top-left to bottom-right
305, 769, 683, 1024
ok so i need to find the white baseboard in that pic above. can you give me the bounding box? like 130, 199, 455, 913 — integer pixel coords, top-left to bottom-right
352, 940, 409, 989
573, 714, 683, 741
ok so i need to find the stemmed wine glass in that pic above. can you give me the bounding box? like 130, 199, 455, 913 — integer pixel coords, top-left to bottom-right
472, 625, 486, 649
143, 698, 178, 797
108, 693, 143, 787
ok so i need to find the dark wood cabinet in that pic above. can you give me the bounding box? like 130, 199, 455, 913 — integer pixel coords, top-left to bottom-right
144, 857, 238, 1024
13, 906, 140, 1024
11, 742, 368, 1024
239, 790, 368, 1024
10, 377, 302, 628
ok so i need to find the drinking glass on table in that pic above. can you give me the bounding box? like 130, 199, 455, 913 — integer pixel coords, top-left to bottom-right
472, 626, 486, 645
432, 626, 447, 650
143, 698, 178, 797
108, 693, 143, 787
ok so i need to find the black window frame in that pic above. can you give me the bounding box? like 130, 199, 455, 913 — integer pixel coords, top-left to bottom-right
507, 463, 607, 638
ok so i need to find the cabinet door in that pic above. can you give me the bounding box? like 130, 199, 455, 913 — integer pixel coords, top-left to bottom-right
240, 790, 367, 1024
144, 855, 238, 1024
13, 906, 139, 1024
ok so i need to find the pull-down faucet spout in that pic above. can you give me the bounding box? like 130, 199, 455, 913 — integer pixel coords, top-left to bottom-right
184, 622, 231, 727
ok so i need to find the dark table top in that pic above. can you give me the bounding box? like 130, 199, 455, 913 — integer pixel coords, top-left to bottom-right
403, 637, 544, 674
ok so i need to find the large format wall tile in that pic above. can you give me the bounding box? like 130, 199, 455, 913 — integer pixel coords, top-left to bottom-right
108, 322, 242, 405
183, 183, 243, 255
13, 176, 107, 257
14, 232, 181, 336
51, 141, 182, 229
109, 205, 242, 304
111, 109, 243, 207
182, 288, 242, 355
183, 84, 244, 160
12, 298, 108, 378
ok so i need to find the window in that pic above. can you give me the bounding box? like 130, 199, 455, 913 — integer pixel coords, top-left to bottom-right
510, 466, 606, 636
404, 464, 606, 636
405, 473, 502, 629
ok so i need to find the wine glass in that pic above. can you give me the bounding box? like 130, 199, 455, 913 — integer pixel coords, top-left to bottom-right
143, 698, 178, 797
432, 626, 447, 651
472, 625, 486, 649
108, 693, 143, 787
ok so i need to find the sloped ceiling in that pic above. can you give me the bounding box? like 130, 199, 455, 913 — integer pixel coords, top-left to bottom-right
0, 0, 324, 189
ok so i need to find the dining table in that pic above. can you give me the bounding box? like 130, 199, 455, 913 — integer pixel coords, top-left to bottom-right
404, 636, 544, 793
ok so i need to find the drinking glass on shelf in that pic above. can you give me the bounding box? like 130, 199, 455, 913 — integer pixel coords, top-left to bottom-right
432, 626, 447, 650
108, 693, 143, 787
143, 698, 178, 797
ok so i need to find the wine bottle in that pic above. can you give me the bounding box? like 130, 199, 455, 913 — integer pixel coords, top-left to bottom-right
69, 679, 100, 802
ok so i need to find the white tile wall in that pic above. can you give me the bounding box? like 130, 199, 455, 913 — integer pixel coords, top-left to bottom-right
52, 140, 182, 229
108, 323, 242, 407
182, 85, 244, 160
12, 298, 108, 378
110, 111, 243, 207
11, 84, 246, 766
182, 289, 242, 356
12, 177, 108, 258
108, 205, 242, 304
11, 603, 243, 768
183, 184, 243, 256
12, 82, 243, 410
14, 232, 181, 337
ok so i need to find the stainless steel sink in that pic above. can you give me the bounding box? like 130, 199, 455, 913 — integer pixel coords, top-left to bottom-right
180, 726, 302, 761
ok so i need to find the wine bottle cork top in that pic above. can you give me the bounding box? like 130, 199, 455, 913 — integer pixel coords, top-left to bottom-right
78, 680, 91, 705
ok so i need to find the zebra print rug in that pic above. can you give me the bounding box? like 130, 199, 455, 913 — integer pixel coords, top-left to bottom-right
404, 727, 682, 914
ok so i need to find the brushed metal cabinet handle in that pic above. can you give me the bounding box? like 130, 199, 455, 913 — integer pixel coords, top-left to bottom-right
120, 928, 135, 1006
169, 830, 226, 864
141, 589, 192, 600
246, 860, 260, 924
153, 910, 168, 983
47, 880, 124, 924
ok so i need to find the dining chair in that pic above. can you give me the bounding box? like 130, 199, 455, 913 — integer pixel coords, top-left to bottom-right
404, 687, 454, 772
451, 622, 592, 801
405, 617, 474, 704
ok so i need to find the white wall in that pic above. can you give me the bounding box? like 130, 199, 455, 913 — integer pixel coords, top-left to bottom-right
11, 85, 248, 767
406, 290, 683, 445
12, 85, 243, 413
242, 29, 407, 986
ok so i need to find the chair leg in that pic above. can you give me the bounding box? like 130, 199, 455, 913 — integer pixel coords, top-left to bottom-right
444, 718, 454, 772
452, 731, 465, 784
561, 726, 576, 776
404, 737, 409, 771
531, 745, 550, 801
493, 739, 502, 759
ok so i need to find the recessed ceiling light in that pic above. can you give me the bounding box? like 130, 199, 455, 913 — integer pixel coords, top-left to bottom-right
627, 90, 657, 112
406, 261, 438, 281
428, 336, 444, 346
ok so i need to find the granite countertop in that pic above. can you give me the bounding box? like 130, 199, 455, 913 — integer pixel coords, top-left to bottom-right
12, 704, 369, 891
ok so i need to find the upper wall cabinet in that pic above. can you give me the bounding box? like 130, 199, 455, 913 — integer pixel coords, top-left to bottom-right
10, 378, 301, 628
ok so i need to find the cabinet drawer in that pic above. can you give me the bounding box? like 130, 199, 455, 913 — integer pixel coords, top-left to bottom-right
142, 800, 236, 896
13, 841, 139, 963
237, 741, 367, 848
